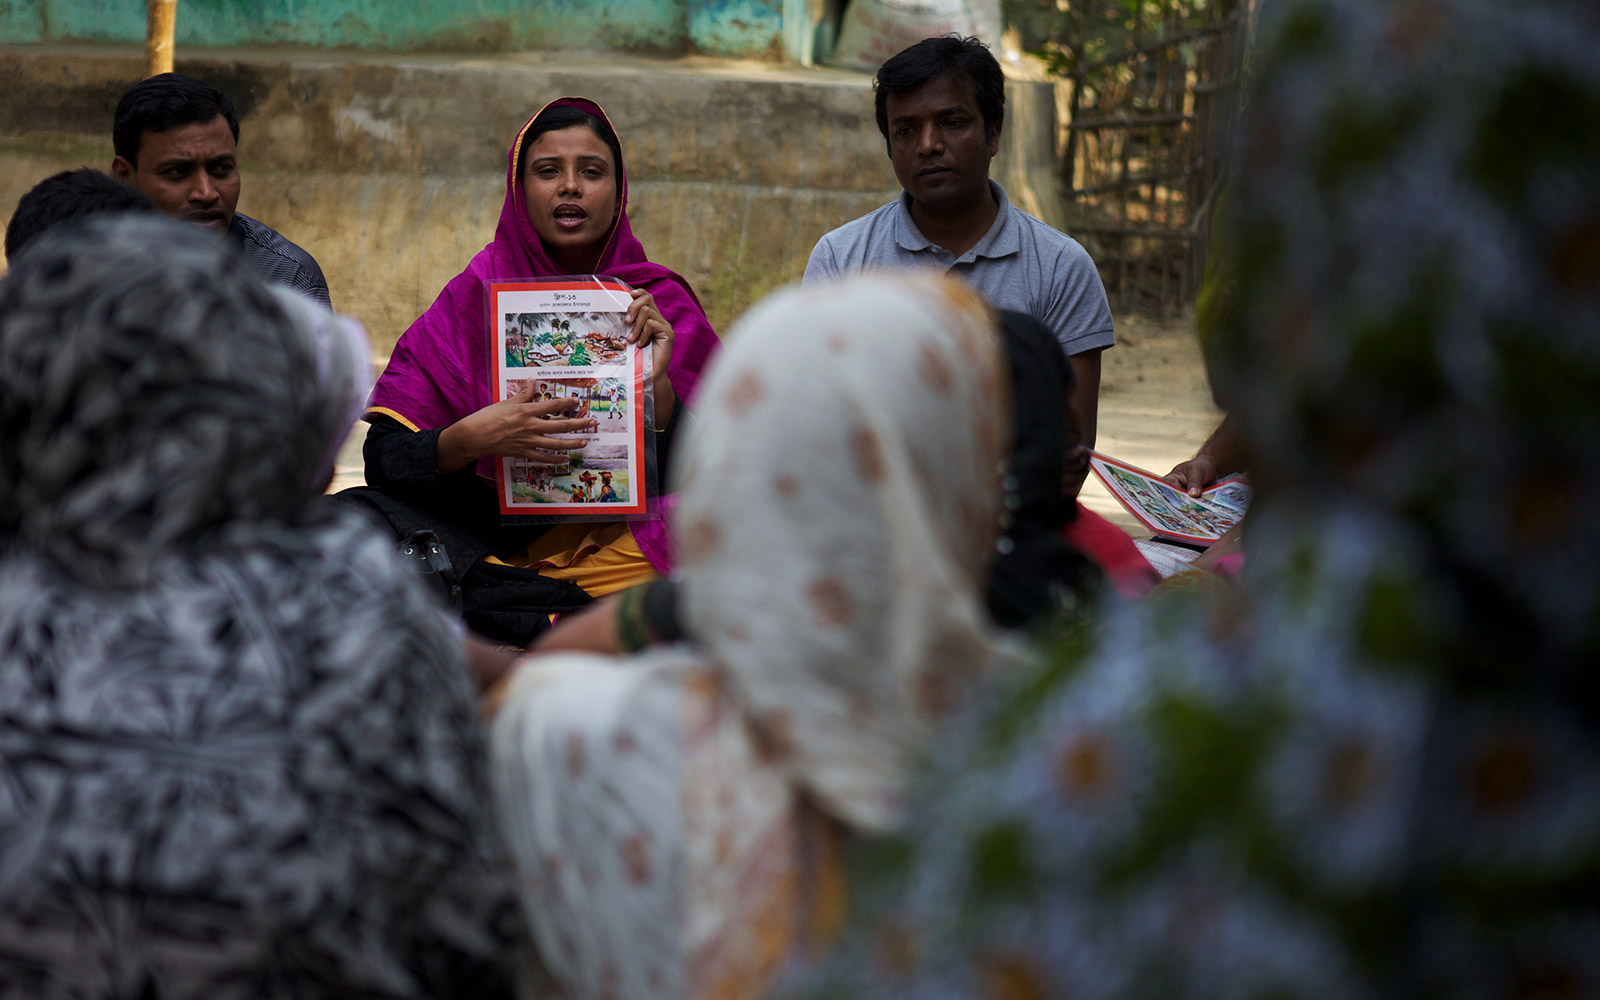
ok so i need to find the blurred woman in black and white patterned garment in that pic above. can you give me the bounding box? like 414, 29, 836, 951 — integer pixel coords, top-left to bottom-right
0, 216, 519, 998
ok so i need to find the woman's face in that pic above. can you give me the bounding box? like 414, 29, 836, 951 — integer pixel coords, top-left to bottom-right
522, 124, 620, 273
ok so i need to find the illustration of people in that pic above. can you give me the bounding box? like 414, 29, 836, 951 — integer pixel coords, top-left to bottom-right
608, 386, 623, 421
596, 471, 619, 503
569, 482, 588, 503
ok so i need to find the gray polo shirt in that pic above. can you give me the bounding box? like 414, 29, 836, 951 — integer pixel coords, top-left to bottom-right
803, 180, 1114, 357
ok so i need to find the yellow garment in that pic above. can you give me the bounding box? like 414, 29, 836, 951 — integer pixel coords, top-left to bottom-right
695, 803, 848, 1000
483, 521, 658, 598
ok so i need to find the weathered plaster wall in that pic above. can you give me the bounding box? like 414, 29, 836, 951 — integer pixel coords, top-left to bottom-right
0, 0, 786, 57
685, 0, 784, 57
0, 45, 1065, 350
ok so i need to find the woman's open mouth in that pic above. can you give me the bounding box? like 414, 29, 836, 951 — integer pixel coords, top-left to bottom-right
552, 205, 588, 231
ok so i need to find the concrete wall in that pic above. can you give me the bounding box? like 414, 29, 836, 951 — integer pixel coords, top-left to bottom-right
0, 44, 1066, 353
0, 0, 785, 57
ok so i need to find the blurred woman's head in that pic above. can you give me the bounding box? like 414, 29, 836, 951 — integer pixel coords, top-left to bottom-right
1207, 0, 1600, 676
671, 272, 1012, 829
0, 215, 368, 588
518, 104, 624, 273
987, 310, 1101, 626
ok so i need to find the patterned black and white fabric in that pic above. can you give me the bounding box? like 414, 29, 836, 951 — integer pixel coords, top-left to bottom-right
0, 216, 519, 998
230, 210, 331, 307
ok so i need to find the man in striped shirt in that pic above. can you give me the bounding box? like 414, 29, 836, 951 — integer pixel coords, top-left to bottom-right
111, 73, 330, 307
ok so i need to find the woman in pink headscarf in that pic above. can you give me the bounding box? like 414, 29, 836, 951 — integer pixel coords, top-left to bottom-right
350, 98, 720, 645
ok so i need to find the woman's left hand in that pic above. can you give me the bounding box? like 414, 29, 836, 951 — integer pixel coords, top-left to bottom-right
625, 288, 673, 367
626, 287, 677, 422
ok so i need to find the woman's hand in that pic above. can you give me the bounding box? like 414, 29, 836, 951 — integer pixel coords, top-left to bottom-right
626, 288, 676, 423
463, 633, 519, 692
435, 380, 599, 474
479, 601, 623, 716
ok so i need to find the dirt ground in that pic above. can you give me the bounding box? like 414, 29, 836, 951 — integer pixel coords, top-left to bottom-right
329, 309, 1222, 538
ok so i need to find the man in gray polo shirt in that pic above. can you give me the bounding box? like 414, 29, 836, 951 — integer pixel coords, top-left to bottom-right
804, 35, 1113, 454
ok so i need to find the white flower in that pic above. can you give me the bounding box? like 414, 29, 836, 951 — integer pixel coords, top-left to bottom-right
1259, 656, 1429, 890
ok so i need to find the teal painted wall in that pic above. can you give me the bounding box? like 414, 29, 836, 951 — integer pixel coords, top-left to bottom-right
0, 0, 784, 55
686, 0, 782, 57
0, 0, 42, 39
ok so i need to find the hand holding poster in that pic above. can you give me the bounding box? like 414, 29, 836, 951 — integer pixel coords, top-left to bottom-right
1085, 450, 1250, 546
490, 278, 649, 516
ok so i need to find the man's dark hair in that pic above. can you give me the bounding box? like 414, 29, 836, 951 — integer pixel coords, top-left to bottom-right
112, 73, 240, 165
874, 35, 1006, 146
517, 105, 625, 182
5, 168, 158, 261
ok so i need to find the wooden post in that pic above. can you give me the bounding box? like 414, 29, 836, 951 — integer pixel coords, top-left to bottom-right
1062, 0, 1088, 194
145, 0, 177, 78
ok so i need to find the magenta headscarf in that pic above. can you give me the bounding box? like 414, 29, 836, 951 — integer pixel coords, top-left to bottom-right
367, 97, 720, 572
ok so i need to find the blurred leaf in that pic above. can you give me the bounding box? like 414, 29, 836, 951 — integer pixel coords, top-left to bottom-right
1473, 67, 1600, 205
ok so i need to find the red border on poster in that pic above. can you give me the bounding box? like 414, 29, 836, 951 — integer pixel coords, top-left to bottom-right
489, 279, 649, 517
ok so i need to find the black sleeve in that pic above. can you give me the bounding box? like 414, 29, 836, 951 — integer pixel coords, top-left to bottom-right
365, 408, 690, 495
360, 415, 531, 546
362, 415, 476, 499
653, 402, 689, 488
360, 404, 689, 538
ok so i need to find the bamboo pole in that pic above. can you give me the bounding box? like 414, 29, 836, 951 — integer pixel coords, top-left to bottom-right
145, 0, 177, 78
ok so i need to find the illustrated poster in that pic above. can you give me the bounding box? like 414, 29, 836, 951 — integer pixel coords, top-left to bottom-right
490, 279, 647, 516
1085, 450, 1251, 545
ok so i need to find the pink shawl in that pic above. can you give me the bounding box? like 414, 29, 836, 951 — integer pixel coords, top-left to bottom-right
367, 97, 720, 572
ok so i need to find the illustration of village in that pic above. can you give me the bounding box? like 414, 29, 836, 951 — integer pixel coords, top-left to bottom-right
505, 376, 632, 505
504, 310, 629, 369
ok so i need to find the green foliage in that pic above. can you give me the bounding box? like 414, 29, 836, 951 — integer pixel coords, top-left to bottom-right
1105, 690, 1280, 880
1313, 95, 1425, 193
968, 820, 1039, 902
1267, 2, 1331, 64
1472, 66, 1600, 205
981, 618, 1094, 758
1344, 254, 1451, 402
1495, 323, 1600, 428
1356, 573, 1434, 665
1003, 0, 1221, 94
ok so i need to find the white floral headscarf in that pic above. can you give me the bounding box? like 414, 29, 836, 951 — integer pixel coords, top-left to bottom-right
672, 270, 1013, 831
491, 272, 1018, 1000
